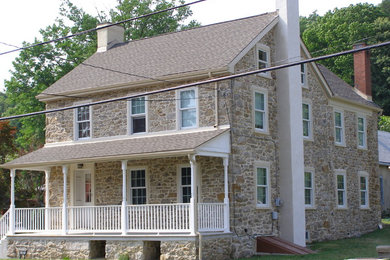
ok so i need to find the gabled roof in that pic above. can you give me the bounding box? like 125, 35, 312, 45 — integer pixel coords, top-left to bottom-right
1, 128, 229, 169
317, 64, 380, 109
379, 130, 390, 165
38, 12, 279, 99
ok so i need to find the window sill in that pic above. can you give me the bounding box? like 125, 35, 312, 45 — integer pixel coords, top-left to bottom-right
335, 142, 346, 148
303, 136, 314, 142
256, 72, 272, 80
358, 146, 368, 151
305, 206, 316, 210
335, 206, 348, 210
360, 206, 370, 210
301, 84, 309, 90
254, 129, 270, 136
256, 205, 271, 210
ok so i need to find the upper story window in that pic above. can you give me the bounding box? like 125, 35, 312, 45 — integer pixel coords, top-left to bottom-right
304, 170, 314, 207
256, 163, 270, 208
359, 172, 369, 208
129, 169, 147, 205
178, 88, 197, 129
334, 110, 345, 145
253, 87, 268, 133
336, 170, 347, 208
130, 97, 146, 134
302, 103, 312, 139
301, 63, 307, 87
256, 43, 271, 77
357, 116, 367, 149
179, 166, 191, 203
75, 106, 91, 139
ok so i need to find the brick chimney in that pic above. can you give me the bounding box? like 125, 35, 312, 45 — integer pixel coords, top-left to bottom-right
96, 23, 124, 53
353, 43, 372, 101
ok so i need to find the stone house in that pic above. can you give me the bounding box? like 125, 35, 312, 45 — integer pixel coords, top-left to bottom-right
0, 0, 381, 259
379, 130, 390, 213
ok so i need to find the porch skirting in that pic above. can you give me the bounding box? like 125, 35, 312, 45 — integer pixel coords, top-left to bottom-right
6, 233, 233, 260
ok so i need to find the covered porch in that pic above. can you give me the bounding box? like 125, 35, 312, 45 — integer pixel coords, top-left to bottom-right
0, 128, 231, 240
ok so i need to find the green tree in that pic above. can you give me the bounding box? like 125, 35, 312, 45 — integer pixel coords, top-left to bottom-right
0, 92, 7, 116
301, 2, 390, 114
379, 115, 390, 132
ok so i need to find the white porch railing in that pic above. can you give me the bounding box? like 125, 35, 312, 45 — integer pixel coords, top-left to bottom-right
68, 205, 121, 232
198, 203, 225, 232
0, 210, 9, 241
5, 203, 227, 235
127, 203, 190, 232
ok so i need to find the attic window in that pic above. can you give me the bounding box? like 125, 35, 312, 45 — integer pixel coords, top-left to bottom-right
255, 43, 271, 77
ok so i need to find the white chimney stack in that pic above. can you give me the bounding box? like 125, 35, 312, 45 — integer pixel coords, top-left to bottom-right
96, 23, 125, 52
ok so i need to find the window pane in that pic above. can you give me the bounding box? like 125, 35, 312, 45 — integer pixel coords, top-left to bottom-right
258, 50, 267, 62
257, 187, 266, 204
304, 172, 312, 188
305, 189, 312, 205
132, 188, 146, 205
303, 121, 309, 137
338, 191, 344, 205
358, 118, 364, 131
335, 128, 342, 143
77, 106, 90, 121
255, 92, 265, 110
181, 168, 191, 185
358, 132, 364, 146
132, 117, 146, 133
360, 177, 366, 190
78, 122, 90, 138
337, 175, 344, 189
335, 112, 341, 127
181, 109, 196, 128
255, 111, 264, 129
361, 191, 366, 205
182, 187, 191, 203
131, 97, 145, 115
180, 90, 195, 109
257, 168, 267, 185
302, 104, 309, 120
85, 173, 91, 203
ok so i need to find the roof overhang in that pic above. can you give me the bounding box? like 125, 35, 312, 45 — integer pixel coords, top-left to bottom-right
2, 127, 230, 171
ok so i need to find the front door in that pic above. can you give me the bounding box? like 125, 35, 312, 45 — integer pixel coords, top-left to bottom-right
74, 169, 94, 206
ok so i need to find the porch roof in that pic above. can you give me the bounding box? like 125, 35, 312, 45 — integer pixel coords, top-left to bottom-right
2, 128, 230, 170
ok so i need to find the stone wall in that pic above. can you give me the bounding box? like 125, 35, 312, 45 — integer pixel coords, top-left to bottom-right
105, 240, 143, 260
201, 235, 232, 260
160, 240, 197, 260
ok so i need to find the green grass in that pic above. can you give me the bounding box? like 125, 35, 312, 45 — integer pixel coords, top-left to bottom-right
240, 225, 390, 260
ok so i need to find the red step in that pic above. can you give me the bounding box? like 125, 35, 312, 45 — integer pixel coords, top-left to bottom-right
256, 236, 315, 255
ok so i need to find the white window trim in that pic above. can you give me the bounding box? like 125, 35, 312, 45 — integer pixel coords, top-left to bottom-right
334, 109, 345, 146
301, 63, 308, 88
255, 43, 271, 79
127, 96, 148, 135
335, 169, 347, 209
74, 100, 93, 141
302, 101, 313, 141
252, 86, 269, 134
127, 167, 148, 205
177, 164, 191, 203
176, 87, 199, 130
357, 115, 367, 149
255, 161, 271, 209
304, 167, 315, 209
358, 171, 369, 209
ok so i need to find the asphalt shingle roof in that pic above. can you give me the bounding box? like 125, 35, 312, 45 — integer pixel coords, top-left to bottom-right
379, 130, 390, 165
2, 128, 229, 168
39, 12, 278, 97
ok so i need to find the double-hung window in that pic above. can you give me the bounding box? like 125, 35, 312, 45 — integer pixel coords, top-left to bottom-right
256, 165, 270, 207
178, 89, 197, 129
76, 106, 91, 139
256, 44, 270, 77
253, 88, 268, 133
179, 167, 192, 203
304, 171, 314, 207
302, 103, 312, 139
301, 63, 307, 86
130, 169, 146, 205
334, 111, 344, 145
130, 97, 146, 134
359, 172, 369, 208
336, 171, 347, 208
357, 116, 366, 148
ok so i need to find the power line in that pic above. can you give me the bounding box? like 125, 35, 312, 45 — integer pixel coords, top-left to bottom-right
0, 0, 206, 56
1, 40, 389, 122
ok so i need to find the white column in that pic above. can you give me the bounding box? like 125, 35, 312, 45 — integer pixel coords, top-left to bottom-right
121, 160, 128, 235
9, 169, 16, 235
189, 155, 197, 235
44, 169, 51, 231
275, 0, 305, 246
62, 165, 68, 235
223, 157, 230, 232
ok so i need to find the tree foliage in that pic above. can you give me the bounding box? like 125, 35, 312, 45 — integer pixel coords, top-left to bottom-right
301, 1, 390, 114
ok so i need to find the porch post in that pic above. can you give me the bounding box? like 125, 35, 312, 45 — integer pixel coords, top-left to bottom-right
223, 157, 230, 232
121, 160, 128, 235
44, 169, 51, 231
62, 165, 68, 235
9, 169, 16, 235
189, 155, 197, 235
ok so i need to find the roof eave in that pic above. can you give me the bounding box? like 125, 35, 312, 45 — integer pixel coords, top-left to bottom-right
330, 96, 382, 113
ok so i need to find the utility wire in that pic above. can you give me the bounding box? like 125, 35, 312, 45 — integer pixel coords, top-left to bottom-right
1, 40, 389, 122
0, 0, 206, 56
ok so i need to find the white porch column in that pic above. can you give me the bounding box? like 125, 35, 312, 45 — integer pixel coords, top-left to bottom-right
44, 169, 51, 231
62, 165, 68, 235
189, 155, 197, 235
223, 157, 230, 232
9, 169, 16, 235
121, 160, 128, 235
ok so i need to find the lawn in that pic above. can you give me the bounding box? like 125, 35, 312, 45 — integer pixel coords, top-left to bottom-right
240, 225, 390, 260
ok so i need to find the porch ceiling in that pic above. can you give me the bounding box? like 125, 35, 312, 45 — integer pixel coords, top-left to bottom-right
1, 128, 230, 170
